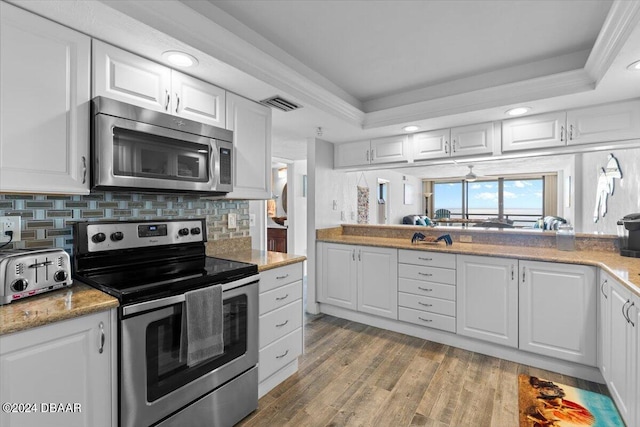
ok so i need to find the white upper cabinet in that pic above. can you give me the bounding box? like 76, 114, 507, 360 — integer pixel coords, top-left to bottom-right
93, 40, 225, 127
171, 71, 225, 128
412, 129, 450, 161
566, 99, 640, 146
0, 2, 91, 195
450, 122, 495, 157
334, 140, 371, 168
502, 112, 566, 152
503, 100, 640, 152
370, 135, 409, 165
412, 123, 494, 162
334, 136, 408, 168
93, 40, 171, 113
224, 93, 272, 199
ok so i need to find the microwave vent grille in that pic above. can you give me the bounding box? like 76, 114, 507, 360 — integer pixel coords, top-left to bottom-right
259, 96, 301, 112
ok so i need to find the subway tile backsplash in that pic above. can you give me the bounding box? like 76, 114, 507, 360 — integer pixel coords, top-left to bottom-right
0, 192, 249, 253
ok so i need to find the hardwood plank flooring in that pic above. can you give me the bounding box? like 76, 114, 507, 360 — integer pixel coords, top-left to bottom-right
238, 314, 606, 427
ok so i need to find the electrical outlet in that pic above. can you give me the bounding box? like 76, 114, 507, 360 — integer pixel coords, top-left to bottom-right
341, 211, 346, 221
332, 200, 338, 210
0, 216, 21, 243
228, 213, 237, 229
459, 235, 472, 243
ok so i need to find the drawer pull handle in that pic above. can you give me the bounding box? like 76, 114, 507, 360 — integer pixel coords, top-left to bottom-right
626, 301, 635, 327
276, 320, 289, 328
418, 287, 433, 292
276, 349, 289, 359
98, 322, 105, 354
276, 274, 289, 280
600, 279, 608, 299
275, 294, 289, 301
418, 257, 432, 261
418, 317, 433, 323
418, 302, 433, 307
418, 272, 432, 277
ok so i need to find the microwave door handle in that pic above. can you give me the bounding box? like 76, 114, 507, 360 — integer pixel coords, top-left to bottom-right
210, 140, 219, 189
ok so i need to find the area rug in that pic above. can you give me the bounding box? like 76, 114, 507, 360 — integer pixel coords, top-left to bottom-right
518, 374, 624, 427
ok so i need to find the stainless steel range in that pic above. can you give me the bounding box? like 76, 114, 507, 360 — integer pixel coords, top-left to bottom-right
0, 248, 72, 305
73, 219, 259, 427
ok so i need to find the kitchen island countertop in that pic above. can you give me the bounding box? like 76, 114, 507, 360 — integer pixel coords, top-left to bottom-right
0, 282, 119, 336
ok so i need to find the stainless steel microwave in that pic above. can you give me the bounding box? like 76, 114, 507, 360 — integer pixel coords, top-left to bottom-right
91, 97, 233, 195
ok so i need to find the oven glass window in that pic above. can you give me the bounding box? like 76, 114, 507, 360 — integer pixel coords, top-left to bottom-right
145, 294, 247, 402
113, 127, 209, 182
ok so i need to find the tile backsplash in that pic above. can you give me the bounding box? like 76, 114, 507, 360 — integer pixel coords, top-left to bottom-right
0, 192, 249, 253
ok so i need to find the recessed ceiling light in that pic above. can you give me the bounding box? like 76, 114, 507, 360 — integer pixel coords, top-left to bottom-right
402, 125, 419, 132
162, 51, 199, 68
505, 107, 531, 116
627, 60, 640, 71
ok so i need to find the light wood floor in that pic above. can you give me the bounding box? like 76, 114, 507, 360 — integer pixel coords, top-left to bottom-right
238, 314, 608, 427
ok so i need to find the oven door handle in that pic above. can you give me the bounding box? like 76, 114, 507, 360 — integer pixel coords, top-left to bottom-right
122, 275, 259, 317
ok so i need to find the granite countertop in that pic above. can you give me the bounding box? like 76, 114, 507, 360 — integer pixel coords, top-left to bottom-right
317, 234, 640, 296
218, 250, 306, 272
0, 282, 119, 336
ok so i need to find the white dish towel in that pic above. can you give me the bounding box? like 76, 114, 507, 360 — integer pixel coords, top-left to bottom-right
181, 284, 224, 367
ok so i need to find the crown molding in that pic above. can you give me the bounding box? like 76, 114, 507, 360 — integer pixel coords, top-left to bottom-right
584, 0, 640, 85
363, 69, 595, 129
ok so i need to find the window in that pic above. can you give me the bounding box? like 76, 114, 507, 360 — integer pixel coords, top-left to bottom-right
433, 176, 545, 226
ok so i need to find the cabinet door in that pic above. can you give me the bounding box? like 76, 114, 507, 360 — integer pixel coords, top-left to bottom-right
607, 282, 636, 425
334, 140, 371, 168
598, 271, 611, 381
456, 255, 518, 348
0, 3, 90, 194
357, 246, 398, 319
634, 295, 639, 427
319, 243, 357, 309
172, 71, 225, 127
0, 311, 113, 427
566, 99, 640, 146
370, 135, 409, 165
502, 111, 566, 152
519, 261, 597, 366
93, 40, 171, 113
450, 122, 494, 157
225, 93, 272, 199
412, 129, 450, 161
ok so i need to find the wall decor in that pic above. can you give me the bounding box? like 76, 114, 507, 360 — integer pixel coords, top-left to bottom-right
593, 153, 622, 223
356, 172, 369, 224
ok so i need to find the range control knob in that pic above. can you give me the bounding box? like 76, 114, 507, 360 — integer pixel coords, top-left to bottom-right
190, 227, 201, 235
91, 232, 106, 243
54, 270, 68, 282
178, 228, 190, 236
11, 279, 28, 292
110, 231, 124, 242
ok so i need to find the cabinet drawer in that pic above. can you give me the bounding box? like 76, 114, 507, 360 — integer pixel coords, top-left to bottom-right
259, 328, 303, 382
398, 278, 455, 300
398, 293, 455, 316
399, 250, 456, 269
260, 263, 303, 293
399, 307, 456, 333
399, 264, 456, 285
259, 300, 302, 348
259, 281, 302, 315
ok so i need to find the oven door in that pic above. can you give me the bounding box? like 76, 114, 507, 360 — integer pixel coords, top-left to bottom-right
93, 113, 231, 193
120, 277, 258, 427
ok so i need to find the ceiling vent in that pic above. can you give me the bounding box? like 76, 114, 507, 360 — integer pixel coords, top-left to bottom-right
259, 96, 301, 112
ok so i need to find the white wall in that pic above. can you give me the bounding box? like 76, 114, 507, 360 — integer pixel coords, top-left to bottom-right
248, 200, 266, 250
576, 145, 640, 234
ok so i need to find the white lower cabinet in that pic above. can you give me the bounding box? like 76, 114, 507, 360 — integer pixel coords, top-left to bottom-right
519, 260, 597, 366
0, 310, 114, 427
456, 255, 518, 348
258, 262, 304, 397
319, 243, 398, 319
603, 275, 637, 426
398, 250, 456, 332
598, 271, 612, 382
